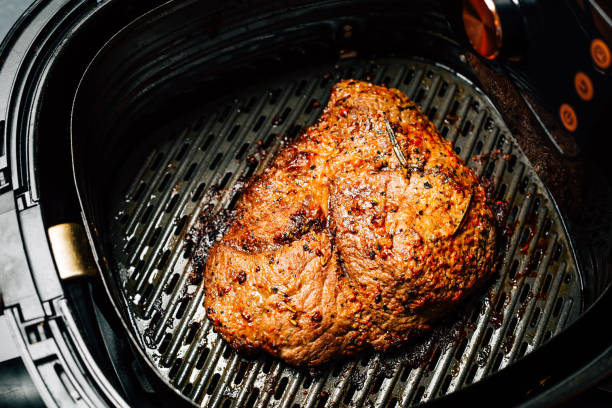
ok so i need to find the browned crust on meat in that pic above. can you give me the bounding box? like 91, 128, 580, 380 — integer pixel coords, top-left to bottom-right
203, 80, 497, 366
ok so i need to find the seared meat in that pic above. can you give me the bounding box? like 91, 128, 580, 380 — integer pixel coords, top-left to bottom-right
202, 80, 497, 366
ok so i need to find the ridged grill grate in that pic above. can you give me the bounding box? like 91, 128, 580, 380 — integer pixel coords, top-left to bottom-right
110, 58, 581, 407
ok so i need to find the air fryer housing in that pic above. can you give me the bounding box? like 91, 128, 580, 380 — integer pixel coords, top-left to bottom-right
2, 1, 612, 407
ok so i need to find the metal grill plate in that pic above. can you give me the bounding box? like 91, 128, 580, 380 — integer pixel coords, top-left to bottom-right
110, 58, 581, 407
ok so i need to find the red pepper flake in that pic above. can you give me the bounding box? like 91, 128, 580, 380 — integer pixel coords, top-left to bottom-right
219, 285, 232, 296
241, 311, 252, 322
340, 108, 349, 117
311, 311, 322, 322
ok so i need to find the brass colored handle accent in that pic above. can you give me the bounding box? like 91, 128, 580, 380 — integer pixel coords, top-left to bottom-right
48, 223, 98, 280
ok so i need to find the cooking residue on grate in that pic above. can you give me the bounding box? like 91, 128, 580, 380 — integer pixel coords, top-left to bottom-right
110, 58, 582, 408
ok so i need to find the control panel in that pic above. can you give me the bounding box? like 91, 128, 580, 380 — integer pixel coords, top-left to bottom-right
463, 0, 612, 146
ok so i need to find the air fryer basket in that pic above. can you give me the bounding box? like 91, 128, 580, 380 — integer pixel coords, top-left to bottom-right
69, 1, 611, 407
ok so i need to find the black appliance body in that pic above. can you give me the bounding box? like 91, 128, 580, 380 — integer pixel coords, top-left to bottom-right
2, 1, 612, 407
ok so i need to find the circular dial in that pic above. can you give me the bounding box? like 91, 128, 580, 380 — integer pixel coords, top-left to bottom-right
463, 0, 504, 59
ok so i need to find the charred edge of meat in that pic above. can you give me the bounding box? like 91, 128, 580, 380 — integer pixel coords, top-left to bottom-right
479, 176, 509, 229
186, 208, 237, 279
302, 298, 480, 375
274, 208, 327, 244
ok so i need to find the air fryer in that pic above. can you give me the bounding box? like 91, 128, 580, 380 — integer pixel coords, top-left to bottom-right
1, 1, 612, 407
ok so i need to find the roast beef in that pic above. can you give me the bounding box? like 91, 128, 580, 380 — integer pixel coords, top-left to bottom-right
201, 80, 497, 366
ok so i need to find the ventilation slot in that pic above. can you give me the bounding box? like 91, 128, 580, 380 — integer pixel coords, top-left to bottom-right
236, 143, 250, 160
520, 284, 531, 304
176, 298, 189, 319
473, 140, 483, 155
302, 374, 313, 389
140, 205, 154, 224
207, 373, 221, 395
192, 182, 206, 202
553, 244, 563, 261
449, 100, 460, 117
174, 215, 187, 235
439, 375, 452, 396
219, 172, 233, 189
274, 377, 289, 400
227, 125, 240, 141
519, 177, 529, 194
158, 173, 171, 192
403, 69, 415, 84
148, 227, 162, 246
492, 353, 503, 372
185, 323, 199, 345
184, 163, 197, 181
415, 88, 426, 104
316, 392, 329, 408
166, 194, 179, 213
201, 134, 214, 151
530, 307, 541, 328
343, 384, 357, 404
373, 376, 385, 393
262, 359, 273, 374
413, 386, 425, 404
234, 363, 248, 384
195, 347, 210, 370
165, 274, 179, 294
461, 120, 472, 136
169, 358, 182, 380
245, 388, 260, 408
553, 297, 564, 317
159, 333, 172, 354
175, 143, 190, 161
438, 81, 448, 97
